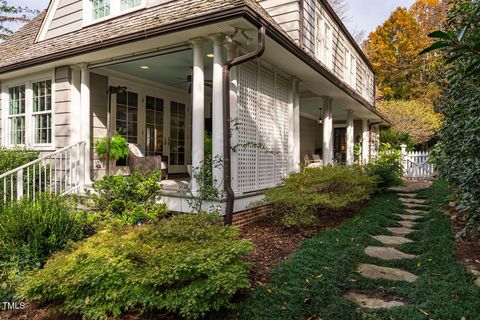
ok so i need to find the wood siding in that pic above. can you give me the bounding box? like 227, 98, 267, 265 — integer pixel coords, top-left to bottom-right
257, 0, 301, 44
44, 0, 83, 40
0, 82, 2, 146
54, 66, 72, 148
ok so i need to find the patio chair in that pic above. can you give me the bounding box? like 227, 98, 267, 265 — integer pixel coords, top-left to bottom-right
128, 143, 168, 179
304, 154, 323, 169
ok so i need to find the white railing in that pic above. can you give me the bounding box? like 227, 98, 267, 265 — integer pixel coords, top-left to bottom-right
0, 141, 87, 202
400, 145, 435, 179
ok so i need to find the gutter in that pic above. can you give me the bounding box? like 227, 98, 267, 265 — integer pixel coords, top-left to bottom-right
223, 26, 266, 226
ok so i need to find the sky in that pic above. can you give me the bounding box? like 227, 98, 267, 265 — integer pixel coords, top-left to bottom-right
7, 0, 416, 37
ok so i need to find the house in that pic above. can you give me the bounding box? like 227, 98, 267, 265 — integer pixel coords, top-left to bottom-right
0, 0, 385, 218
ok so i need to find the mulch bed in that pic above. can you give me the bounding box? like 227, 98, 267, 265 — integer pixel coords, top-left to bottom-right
449, 208, 480, 275
240, 208, 359, 285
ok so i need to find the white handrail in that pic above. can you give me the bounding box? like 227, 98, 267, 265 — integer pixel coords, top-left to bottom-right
0, 141, 87, 201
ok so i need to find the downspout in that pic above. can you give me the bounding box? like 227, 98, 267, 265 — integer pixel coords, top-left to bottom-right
223, 26, 266, 226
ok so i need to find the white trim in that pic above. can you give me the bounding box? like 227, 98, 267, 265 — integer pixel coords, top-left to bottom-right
82, 0, 146, 27
35, 0, 61, 42
314, 10, 333, 70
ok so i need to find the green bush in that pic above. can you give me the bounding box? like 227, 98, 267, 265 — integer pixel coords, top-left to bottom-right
0, 148, 39, 174
366, 143, 403, 191
19, 213, 253, 320
88, 171, 167, 224
0, 194, 88, 300
94, 134, 129, 161
379, 128, 416, 150
265, 165, 377, 228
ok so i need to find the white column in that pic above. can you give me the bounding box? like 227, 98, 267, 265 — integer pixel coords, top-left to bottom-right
190, 38, 205, 193
80, 64, 91, 185
290, 79, 300, 172
71, 68, 81, 146
322, 97, 333, 165
225, 42, 239, 193
362, 118, 370, 165
210, 33, 225, 189
346, 110, 354, 166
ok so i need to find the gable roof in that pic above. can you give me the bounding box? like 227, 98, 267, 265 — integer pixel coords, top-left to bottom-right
0, 0, 285, 73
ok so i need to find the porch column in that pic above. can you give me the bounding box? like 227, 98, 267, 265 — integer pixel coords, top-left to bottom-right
190, 38, 205, 193
289, 79, 300, 172
362, 118, 370, 165
322, 97, 333, 165
225, 41, 239, 193
80, 64, 91, 185
346, 110, 354, 166
210, 33, 225, 189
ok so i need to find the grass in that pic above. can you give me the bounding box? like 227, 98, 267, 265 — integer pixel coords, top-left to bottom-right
239, 181, 480, 319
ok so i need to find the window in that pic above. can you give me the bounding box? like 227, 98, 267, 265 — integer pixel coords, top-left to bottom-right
116, 90, 138, 143
345, 50, 357, 88
363, 71, 373, 99
87, 0, 143, 22
145, 96, 164, 156
8, 85, 26, 145
32, 80, 52, 144
315, 13, 333, 69
170, 101, 186, 166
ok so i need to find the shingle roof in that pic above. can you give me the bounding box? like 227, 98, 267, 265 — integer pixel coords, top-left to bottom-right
0, 0, 286, 72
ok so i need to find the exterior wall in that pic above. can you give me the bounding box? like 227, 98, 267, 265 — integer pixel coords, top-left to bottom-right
0, 82, 2, 146
257, 0, 301, 44
302, 0, 375, 105
44, 0, 83, 40
54, 66, 72, 149
300, 115, 322, 161
232, 204, 272, 227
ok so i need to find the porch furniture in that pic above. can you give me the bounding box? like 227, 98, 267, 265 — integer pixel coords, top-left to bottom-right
304, 154, 323, 169
128, 143, 168, 179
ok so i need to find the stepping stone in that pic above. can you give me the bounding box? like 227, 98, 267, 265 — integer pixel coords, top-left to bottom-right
397, 214, 423, 221
397, 193, 416, 198
399, 198, 427, 204
387, 227, 414, 236
345, 292, 405, 309
398, 220, 416, 228
404, 209, 427, 215
371, 235, 413, 246
365, 246, 417, 260
475, 278, 480, 288
357, 263, 418, 282
402, 202, 429, 209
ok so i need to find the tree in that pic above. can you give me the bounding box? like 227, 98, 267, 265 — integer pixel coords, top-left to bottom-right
0, 0, 37, 40
378, 100, 442, 146
363, 0, 447, 101
327, 0, 350, 22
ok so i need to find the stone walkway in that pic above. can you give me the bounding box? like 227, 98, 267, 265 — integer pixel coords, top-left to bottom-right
345, 190, 430, 309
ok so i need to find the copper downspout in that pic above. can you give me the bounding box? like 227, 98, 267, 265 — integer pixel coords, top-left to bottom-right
223, 26, 266, 226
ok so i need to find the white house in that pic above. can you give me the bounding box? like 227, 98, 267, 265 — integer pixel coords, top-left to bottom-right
0, 0, 386, 220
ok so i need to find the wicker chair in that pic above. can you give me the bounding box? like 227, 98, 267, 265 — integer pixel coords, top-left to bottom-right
128, 143, 168, 179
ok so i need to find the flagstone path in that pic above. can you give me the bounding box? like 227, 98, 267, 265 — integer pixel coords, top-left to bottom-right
345, 190, 430, 309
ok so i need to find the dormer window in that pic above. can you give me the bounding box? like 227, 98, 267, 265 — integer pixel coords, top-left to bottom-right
84, 0, 144, 24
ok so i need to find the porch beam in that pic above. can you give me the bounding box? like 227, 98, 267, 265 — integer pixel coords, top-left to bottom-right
362, 118, 370, 165
322, 97, 333, 165
190, 38, 206, 193
289, 79, 300, 172
346, 110, 354, 166
210, 33, 226, 190
80, 64, 91, 185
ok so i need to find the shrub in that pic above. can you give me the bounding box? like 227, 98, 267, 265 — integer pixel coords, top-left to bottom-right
19, 213, 253, 320
88, 171, 167, 224
0, 194, 88, 300
380, 128, 416, 150
366, 143, 403, 191
0, 148, 39, 174
94, 134, 129, 162
265, 165, 377, 228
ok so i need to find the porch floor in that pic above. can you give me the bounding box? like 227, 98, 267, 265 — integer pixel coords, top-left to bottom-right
159, 175, 190, 193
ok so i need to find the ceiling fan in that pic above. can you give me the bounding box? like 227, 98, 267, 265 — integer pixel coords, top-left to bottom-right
169, 71, 213, 93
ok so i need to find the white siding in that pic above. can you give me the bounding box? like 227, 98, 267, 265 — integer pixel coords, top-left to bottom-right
54, 66, 72, 149
257, 0, 301, 44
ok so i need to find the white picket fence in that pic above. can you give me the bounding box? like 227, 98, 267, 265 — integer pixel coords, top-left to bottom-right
400, 145, 435, 179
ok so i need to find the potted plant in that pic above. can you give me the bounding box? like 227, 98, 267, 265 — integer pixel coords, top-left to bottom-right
95, 134, 130, 175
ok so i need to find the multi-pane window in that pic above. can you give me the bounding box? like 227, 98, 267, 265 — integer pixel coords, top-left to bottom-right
170, 101, 186, 166
8, 85, 26, 145
345, 50, 357, 88
32, 80, 52, 144
92, 0, 111, 20
315, 13, 333, 69
145, 96, 164, 156
90, 0, 142, 21
116, 91, 138, 143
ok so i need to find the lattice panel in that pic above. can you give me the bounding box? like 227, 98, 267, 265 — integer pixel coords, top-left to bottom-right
237, 62, 292, 193
258, 66, 275, 190
237, 62, 258, 193
275, 75, 290, 184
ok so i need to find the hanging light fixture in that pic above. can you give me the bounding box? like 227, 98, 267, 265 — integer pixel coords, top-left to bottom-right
317, 108, 323, 125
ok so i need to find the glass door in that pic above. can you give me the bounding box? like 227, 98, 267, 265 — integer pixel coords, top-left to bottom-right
145, 96, 164, 156
116, 90, 139, 144
168, 101, 187, 172
334, 127, 347, 163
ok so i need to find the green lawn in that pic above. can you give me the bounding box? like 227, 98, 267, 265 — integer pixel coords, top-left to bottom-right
239, 181, 480, 319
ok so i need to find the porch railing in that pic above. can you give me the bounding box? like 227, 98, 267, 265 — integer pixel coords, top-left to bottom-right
0, 141, 87, 202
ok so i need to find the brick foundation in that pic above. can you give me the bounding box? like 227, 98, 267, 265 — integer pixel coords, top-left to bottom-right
232, 205, 272, 227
